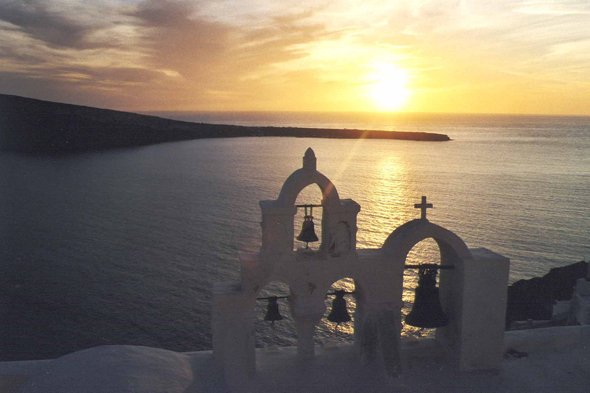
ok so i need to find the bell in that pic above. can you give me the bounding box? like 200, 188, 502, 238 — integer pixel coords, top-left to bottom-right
297, 217, 319, 244
327, 290, 351, 324
296, 206, 319, 247
405, 265, 449, 328
264, 296, 283, 324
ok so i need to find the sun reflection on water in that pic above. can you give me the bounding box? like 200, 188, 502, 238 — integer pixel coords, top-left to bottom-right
357, 155, 409, 249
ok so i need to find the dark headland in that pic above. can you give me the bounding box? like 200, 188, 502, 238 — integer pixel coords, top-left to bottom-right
0, 94, 450, 154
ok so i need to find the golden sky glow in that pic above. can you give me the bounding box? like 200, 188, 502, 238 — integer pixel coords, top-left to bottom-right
1, 0, 589, 115
368, 63, 411, 111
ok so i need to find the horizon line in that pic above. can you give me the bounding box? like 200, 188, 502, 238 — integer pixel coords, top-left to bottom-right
3, 93, 590, 119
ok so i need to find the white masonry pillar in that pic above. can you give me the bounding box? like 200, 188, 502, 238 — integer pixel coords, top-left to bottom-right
451, 248, 510, 371
294, 313, 324, 359
211, 283, 256, 385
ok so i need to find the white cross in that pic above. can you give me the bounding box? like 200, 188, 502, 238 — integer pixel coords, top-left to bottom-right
414, 196, 433, 220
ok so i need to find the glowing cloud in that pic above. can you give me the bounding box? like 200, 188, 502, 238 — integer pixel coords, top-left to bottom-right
0, 0, 589, 115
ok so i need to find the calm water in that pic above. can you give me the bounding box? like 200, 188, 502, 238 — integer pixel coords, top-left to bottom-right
1, 113, 589, 360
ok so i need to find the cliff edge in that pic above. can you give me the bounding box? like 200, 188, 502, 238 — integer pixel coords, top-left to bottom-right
0, 94, 450, 155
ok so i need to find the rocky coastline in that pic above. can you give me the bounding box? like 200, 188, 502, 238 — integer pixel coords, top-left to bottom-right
506, 260, 589, 327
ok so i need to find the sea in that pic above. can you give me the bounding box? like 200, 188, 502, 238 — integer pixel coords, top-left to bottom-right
1, 112, 589, 361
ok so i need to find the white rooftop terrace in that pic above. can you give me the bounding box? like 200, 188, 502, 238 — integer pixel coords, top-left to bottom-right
1, 325, 589, 393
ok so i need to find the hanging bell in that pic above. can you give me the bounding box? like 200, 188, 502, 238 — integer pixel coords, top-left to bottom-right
405, 265, 449, 328
327, 290, 351, 324
296, 206, 319, 247
264, 296, 283, 324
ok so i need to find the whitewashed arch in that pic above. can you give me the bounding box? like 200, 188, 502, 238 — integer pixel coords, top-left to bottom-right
277, 168, 340, 207
383, 219, 472, 262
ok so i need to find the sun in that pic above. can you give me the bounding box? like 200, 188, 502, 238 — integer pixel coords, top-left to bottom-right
368, 64, 411, 111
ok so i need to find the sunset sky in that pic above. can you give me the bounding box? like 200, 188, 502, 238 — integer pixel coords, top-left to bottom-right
1, 0, 589, 115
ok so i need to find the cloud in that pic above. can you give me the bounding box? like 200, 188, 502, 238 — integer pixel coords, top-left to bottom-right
127, 0, 234, 78
0, 0, 589, 113
513, 0, 590, 15
117, 0, 339, 107
0, 0, 339, 110
130, 0, 196, 26
0, 0, 110, 49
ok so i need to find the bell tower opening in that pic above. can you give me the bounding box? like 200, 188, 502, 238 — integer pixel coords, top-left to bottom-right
316, 278, 357, 348
294, 185, 323, 251
403, 238, 444, 339
255, 280, 296, 352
